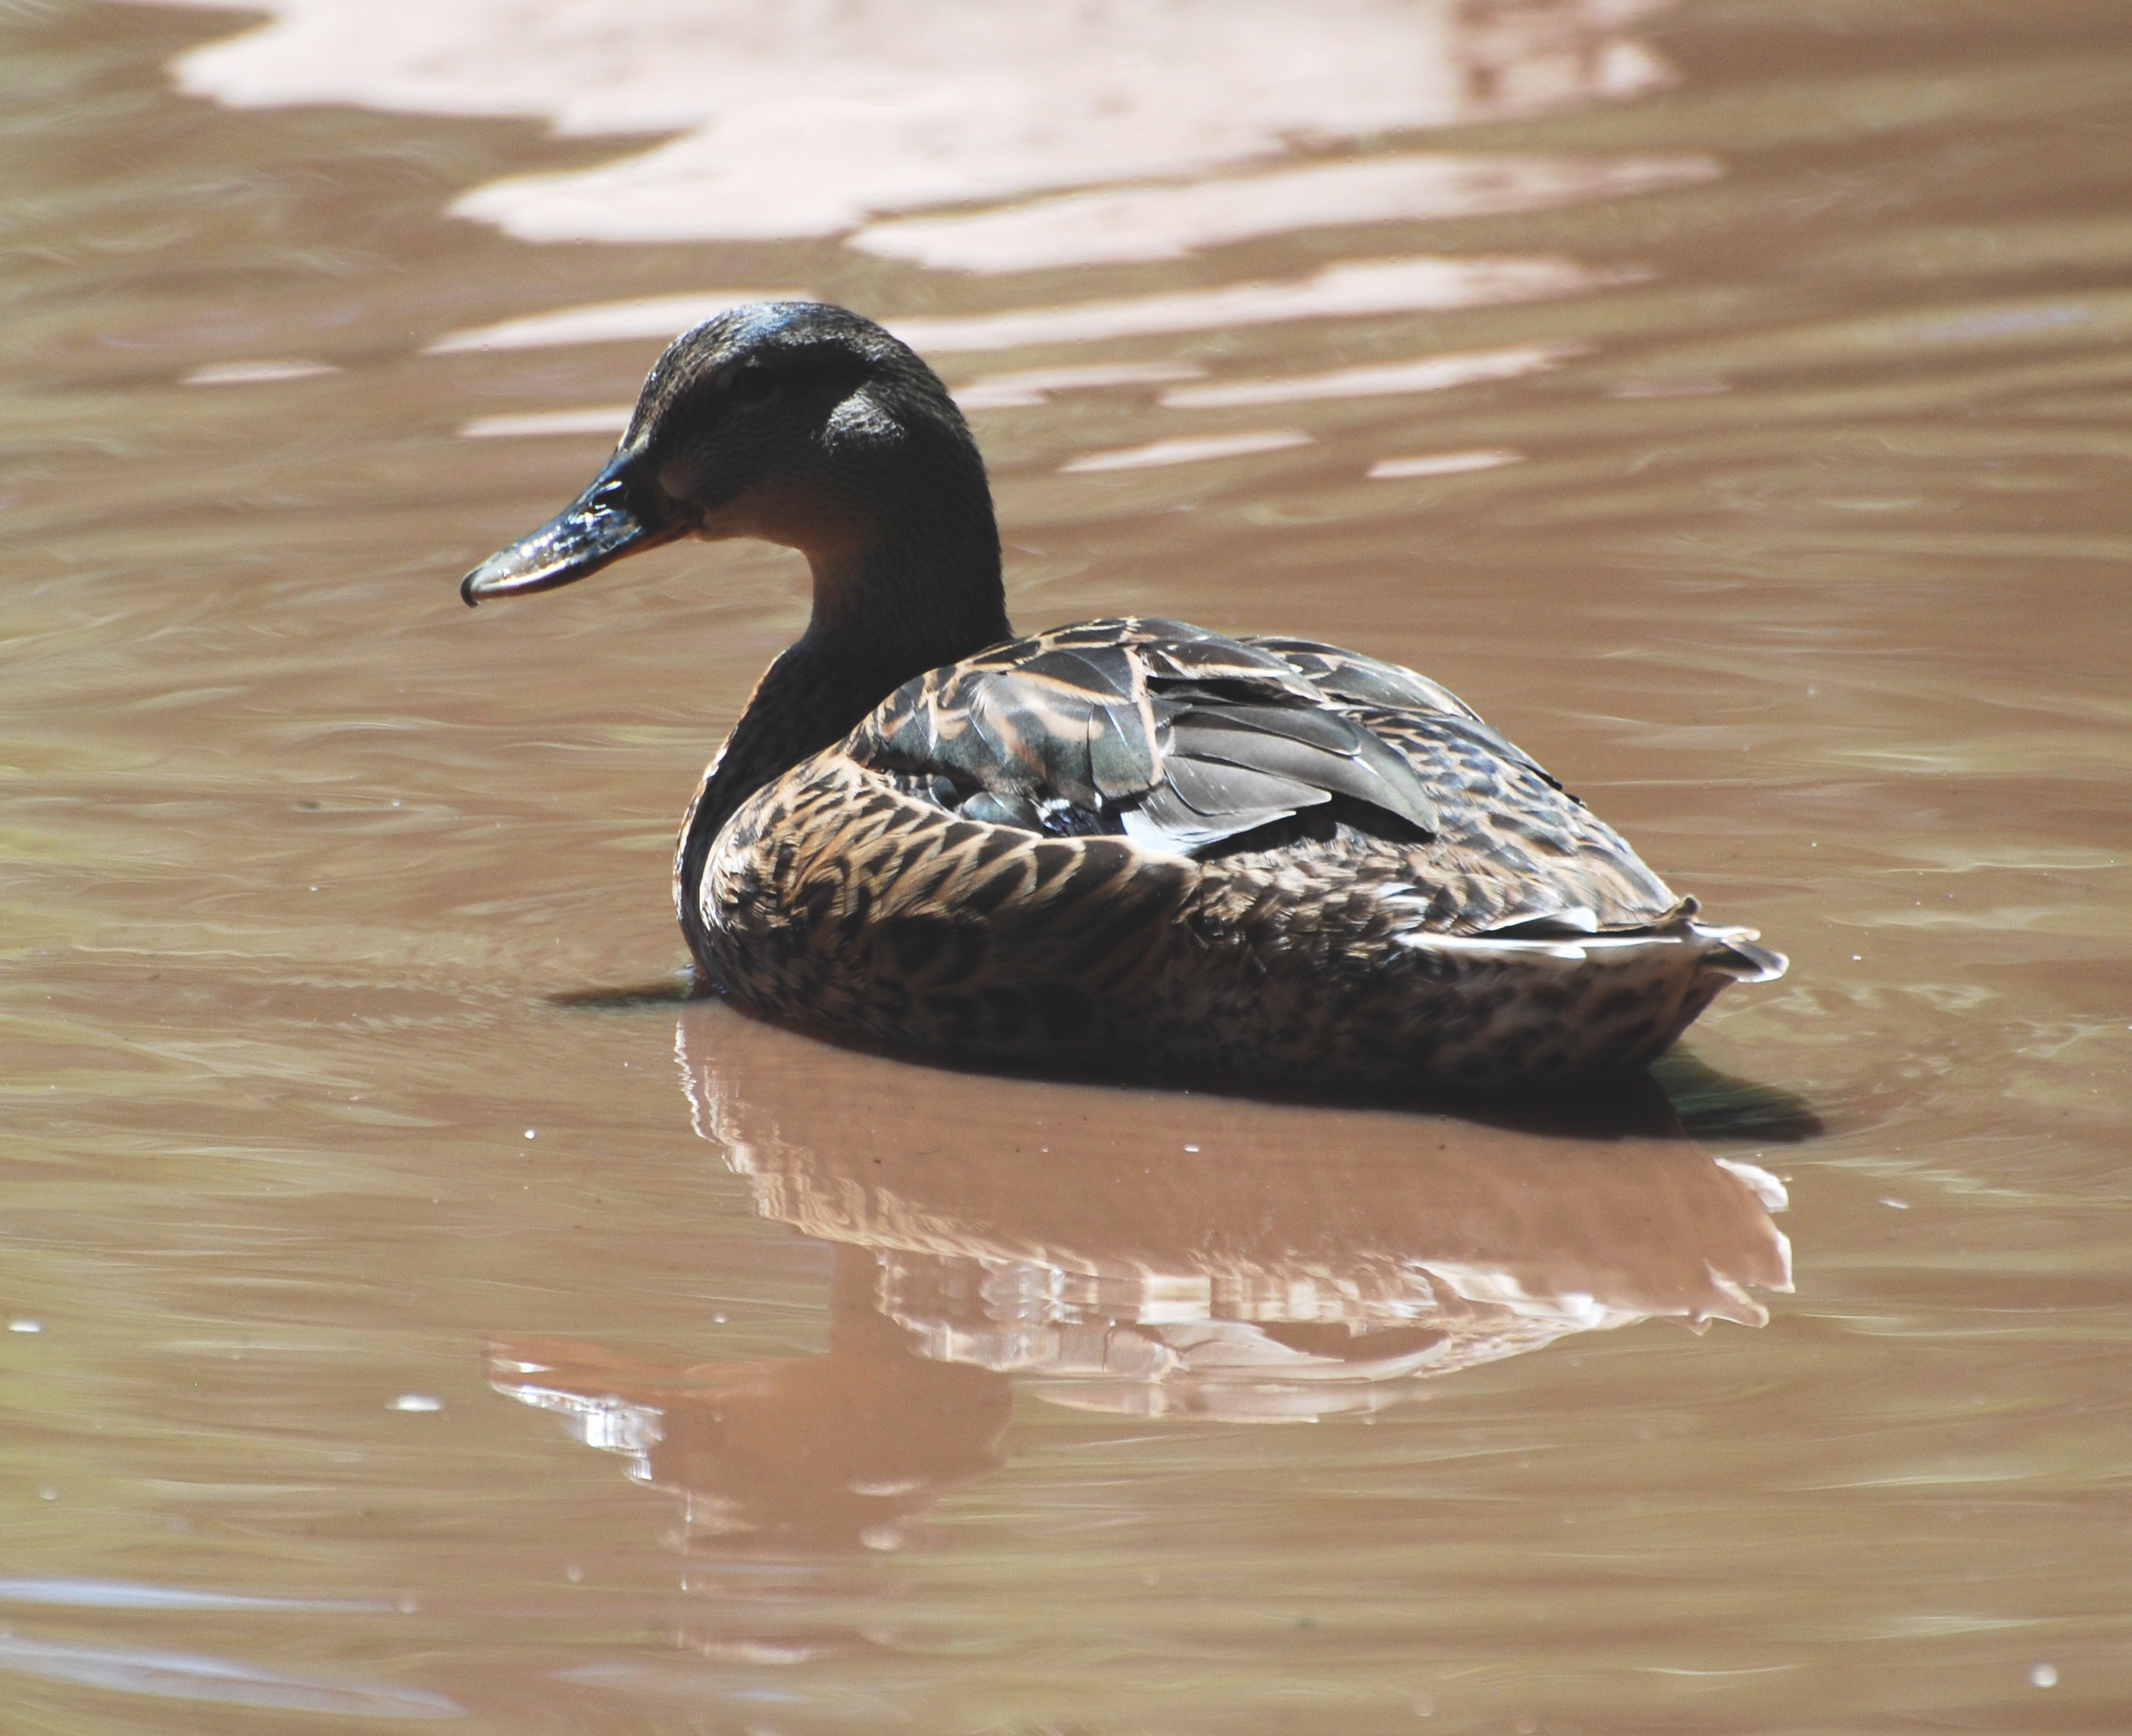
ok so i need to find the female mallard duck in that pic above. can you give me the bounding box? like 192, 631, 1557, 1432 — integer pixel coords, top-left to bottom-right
463, 301, 1782, 1090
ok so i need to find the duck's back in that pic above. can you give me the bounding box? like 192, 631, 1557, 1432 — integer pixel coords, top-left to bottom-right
689, 618, 1781, 1090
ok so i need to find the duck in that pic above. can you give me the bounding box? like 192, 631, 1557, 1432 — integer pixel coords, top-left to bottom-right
462, 301, 1784, 1091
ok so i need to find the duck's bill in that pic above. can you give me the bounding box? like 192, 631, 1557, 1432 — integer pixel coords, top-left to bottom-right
461, 459, 683, 606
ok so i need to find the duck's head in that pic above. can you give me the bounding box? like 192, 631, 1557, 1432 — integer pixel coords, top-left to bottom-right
463, 302, 1007, 652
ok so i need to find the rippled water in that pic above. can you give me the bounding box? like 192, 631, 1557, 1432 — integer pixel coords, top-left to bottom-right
5, 0, 2130, 1729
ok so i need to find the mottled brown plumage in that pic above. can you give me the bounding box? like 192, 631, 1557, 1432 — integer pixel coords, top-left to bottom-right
464, 302, 1782, 1090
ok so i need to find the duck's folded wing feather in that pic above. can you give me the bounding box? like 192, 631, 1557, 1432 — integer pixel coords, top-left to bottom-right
1121, 784, 1302, 855
1170, 707, 1435, 829
850, 618, 1442, 855
1241, 636, 1481, 719
1243, 634, 1549, 780
1088, 698, 1158, 799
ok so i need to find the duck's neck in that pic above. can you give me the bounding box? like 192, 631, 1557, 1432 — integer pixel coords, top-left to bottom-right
803, 482, 1012, 674
675, 481, 1012, 970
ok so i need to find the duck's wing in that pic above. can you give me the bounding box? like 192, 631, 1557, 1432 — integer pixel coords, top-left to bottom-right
1237, 632, 1695, 932
849, 618, 1441, 856
848, 618, 1594, 866
1240, 635, 1484, 721
849, 618, 1694, 937
1242, 634, 1563, 788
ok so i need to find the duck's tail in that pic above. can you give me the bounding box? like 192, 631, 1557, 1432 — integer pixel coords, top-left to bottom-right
1689, 923, 1788, 984
1669, 895, 1788, 985
1446, 896, 1788, 984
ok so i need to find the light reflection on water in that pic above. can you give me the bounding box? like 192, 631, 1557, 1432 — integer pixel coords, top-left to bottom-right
484, 1003, 1792, 1566
5, 0, 2130, 1728
148, 0, 1681, 243
657, 1008, 1777, 1389
430, 255, 1630, 358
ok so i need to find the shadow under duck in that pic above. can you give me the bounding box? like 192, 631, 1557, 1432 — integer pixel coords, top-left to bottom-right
463, 302, 1783, 1090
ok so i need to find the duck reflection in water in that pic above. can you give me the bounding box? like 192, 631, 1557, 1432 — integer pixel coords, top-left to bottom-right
488, 1003, 1797, 1561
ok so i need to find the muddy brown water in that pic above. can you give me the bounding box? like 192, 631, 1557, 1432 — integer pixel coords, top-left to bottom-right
4, 1, 2130, 1730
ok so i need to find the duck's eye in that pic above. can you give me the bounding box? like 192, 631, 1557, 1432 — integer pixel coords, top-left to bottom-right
729, 363, 775, 404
